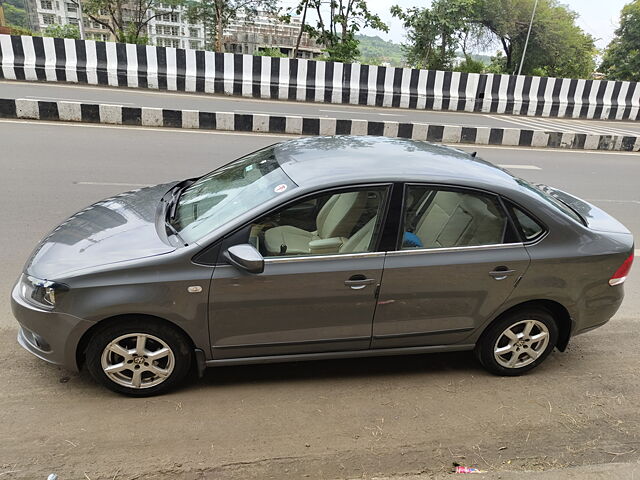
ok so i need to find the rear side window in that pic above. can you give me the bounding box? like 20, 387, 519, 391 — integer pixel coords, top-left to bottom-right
515, 179, 585, 225
511, 206, 545, 241
400, 186, 518, 249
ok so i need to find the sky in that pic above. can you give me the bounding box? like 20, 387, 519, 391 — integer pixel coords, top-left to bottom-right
280, 0, 629, 53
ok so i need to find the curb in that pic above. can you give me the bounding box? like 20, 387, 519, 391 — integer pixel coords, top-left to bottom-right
1, 98, 639, 151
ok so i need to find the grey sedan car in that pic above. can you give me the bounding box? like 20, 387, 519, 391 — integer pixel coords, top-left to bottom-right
12, 136, 634, 396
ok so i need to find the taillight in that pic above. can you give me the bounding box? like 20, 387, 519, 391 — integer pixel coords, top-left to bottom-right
609, 252, 634, 286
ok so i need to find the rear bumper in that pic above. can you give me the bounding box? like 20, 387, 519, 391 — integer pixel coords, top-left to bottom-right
11, 282, 94, 372
572, 284, 625, 336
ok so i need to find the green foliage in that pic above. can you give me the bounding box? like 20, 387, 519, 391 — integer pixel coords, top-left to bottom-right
254, 47, 287, 58
355, 34, 405, 67
3, 0, 29, 28
392, 0, 596, 78
600, 0, 640, 81
288, 0, 388, 63
484, 51, 507, 73
391, 0, 476, 70
43, 24, 81, 39
7, 24, 37, 35
454, 55, 485, 73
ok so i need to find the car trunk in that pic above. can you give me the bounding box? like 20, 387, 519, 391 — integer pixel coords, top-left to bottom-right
542, 185, 631, 235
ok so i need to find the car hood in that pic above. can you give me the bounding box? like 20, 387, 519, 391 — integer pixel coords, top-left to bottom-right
25, 183, 177, 279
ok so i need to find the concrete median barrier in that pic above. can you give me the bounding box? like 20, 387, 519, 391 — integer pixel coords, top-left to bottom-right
1, 97, 638, 151
2, 34, 640, 122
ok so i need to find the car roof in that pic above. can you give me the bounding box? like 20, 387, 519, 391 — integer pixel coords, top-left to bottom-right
274, 136, 519, 191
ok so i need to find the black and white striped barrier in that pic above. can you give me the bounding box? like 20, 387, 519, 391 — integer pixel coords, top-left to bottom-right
1, 97, 638, 151
1, 34, 639, 122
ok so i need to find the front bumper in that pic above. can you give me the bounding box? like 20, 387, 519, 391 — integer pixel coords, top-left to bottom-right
11, 282, 94, 372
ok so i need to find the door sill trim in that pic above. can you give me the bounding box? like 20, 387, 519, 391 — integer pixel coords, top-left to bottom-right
214, 335, 371, 350
373, 327, 474, 340
205, 344, 475, 367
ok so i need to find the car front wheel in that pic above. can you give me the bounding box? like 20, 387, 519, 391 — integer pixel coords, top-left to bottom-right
476, 309, 558, 376
85, 319, 192, 396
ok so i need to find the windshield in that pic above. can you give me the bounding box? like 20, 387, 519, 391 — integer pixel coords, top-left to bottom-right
169, 146, 296, 243
515, 179, 585, 225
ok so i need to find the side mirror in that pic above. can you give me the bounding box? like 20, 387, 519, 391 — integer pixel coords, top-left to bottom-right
224, 244, 265, 274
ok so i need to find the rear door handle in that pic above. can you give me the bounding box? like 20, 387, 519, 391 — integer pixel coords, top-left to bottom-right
489, 268, 516, 280
344, 276, 376, 289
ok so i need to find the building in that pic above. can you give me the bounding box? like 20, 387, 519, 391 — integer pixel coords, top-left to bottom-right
25, 0, 112, 40
224, 11, 323, 59
23, 1, 320, 58
147, 3, 205, 50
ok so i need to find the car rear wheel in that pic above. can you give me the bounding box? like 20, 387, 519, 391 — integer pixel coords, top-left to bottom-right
476, 309, 558, 376
86, 319, 192, 396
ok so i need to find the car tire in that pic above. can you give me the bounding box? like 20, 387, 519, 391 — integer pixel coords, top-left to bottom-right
476, 308, 558, 376
85, 319, 192, 396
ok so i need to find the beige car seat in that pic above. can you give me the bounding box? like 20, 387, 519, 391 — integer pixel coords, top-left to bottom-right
264, 192, 367, 255
414, 191, 506, 248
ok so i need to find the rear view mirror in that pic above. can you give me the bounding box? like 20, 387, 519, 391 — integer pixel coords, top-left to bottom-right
224, 244, 265, 274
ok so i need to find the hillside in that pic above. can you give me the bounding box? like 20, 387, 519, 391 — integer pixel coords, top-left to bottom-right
356, 34, 406, 67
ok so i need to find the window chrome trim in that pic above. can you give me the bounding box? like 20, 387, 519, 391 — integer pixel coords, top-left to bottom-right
264, 251, 386, 264
387, 242, 525, 256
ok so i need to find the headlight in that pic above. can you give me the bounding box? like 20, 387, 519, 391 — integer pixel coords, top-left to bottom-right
19, 274, 68, 309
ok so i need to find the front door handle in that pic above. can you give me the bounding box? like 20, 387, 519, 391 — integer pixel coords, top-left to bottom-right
344, 275, 376, 290
489, 267, 516, 280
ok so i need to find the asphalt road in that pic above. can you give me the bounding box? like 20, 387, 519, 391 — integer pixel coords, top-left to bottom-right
1, 120, 639, 480
2, 79, 640, 137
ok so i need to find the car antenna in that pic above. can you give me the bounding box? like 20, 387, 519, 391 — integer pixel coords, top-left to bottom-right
470, 151, 477, 157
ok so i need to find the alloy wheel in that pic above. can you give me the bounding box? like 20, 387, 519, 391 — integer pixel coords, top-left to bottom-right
100, 333, 175, 389
493, 319, 550, 369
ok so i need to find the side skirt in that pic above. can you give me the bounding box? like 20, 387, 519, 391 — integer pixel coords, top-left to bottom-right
205, 344, 476, 367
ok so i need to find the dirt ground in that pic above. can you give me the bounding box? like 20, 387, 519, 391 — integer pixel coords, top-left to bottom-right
2, 286, 639, 480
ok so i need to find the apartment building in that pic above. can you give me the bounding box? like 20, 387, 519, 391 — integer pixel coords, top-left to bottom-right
25, 0, 112, 40
148, 4, 205, 50
224, 11, 322, 59
23, 1, 320, 59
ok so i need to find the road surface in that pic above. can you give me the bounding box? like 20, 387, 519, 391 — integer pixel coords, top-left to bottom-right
1, 120, 639, 479
2, 79, 640, 137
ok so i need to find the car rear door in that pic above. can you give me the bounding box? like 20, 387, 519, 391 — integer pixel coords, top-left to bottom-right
372, 184, 531, 349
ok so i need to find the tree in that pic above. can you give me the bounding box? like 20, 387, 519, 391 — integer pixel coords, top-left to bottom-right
392, 0, 596, 78
185, 0, 277, 53
287, 0, 388, 63
43, 23, 81, 39
292, 0, 308, 58
75, 0, 183, 44
471, 0, 595, 77
600, 0, 640, 81
391, 0, 475, 70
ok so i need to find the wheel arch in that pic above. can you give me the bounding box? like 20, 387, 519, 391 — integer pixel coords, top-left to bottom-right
486, 300, 573, 351
75, 313, 196, 370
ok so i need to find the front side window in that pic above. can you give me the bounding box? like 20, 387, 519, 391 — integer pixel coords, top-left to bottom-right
400, 186, 515, 250
249, 187, 389, 257
170, 147, 296, 244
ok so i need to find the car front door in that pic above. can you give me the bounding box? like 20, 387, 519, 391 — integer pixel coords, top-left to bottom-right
372, 184, 531, 349
208, 185, 391, 359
